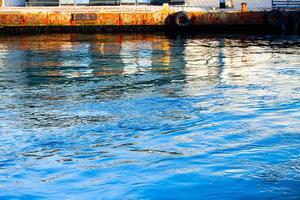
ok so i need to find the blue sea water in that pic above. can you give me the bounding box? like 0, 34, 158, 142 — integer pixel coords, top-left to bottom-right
0, 33, 300, 199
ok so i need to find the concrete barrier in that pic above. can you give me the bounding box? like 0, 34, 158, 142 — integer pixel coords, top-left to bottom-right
0, 6, 298, 34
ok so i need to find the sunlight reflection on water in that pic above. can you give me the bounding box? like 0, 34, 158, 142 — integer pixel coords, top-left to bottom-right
0, 33, 300, 199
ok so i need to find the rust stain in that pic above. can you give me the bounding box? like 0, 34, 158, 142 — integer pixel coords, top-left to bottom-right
187, 11, 265, 25
72, 13, 97, 21
48, 13, 72, 26
22, 13, 49, 26
96, 13, 120, 26
0, 14, 23, 26
0, 10, 267, 27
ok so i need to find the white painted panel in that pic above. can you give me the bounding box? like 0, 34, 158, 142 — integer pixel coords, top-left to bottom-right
186, 0, 272, 9
232, 0, 271, 9
76, 0, 89, 4
138, 0, 150, 4
186, 0, 219, 7
4, 0, 25, 6
60, 0, 75, 4
121, 0, 135, 4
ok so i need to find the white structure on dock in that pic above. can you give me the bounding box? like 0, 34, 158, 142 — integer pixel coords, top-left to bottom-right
186, 0, 272, 10
0, 0, 273, 9
2, 0, 25, 6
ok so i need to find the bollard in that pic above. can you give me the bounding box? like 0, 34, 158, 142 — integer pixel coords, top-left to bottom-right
241, 3, 247, 12
162, 3, 169, 14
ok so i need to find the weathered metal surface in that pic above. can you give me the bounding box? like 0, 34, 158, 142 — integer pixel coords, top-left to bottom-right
188, 11, 265, 25
95, 13, 121, 25
22, 13, 49, 26
0, 10, 266, 27
72, 13, 97, 21
1, 6, 288, 34
48, 13, 72, 25
0, 13, 23, 26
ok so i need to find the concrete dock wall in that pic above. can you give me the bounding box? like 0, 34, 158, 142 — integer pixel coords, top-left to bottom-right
0, 6, 298, 34
0, 8, 266, 27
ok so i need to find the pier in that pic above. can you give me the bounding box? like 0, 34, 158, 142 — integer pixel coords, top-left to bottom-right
0, 4, 299, 33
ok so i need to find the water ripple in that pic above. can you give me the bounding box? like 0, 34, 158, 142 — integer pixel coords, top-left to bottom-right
0, 33, 300, 199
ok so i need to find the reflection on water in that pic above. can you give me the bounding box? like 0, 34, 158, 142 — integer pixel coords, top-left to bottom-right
0, 33, 300, 199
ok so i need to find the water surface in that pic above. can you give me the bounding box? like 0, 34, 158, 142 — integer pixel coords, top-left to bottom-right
0, 33, 300, 199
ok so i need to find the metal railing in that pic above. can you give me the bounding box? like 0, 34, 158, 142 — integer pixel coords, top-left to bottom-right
25, 0, 186, 6
26, 0, 59, 6
272, 0, 300, 8
83, 0, 151, 5
24, 0, 299, 9
89, 0, 120, 5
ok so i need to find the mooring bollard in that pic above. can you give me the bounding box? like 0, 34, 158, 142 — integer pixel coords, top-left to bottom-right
241, 3, 247, 12
162, 3, 169, 14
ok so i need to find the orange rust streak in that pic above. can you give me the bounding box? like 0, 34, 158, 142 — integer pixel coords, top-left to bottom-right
0, 11, 266, 27
189, 11, 265, 25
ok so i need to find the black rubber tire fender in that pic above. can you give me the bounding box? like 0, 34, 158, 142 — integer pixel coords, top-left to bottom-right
174, 11, 191, 27
267, 10, 284, 28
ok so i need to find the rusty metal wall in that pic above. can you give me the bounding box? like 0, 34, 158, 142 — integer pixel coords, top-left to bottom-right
0, 9, 266, 27
2, 0, 272, 8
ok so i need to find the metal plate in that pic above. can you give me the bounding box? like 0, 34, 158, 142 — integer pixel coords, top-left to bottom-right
72, 13, 97, 21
